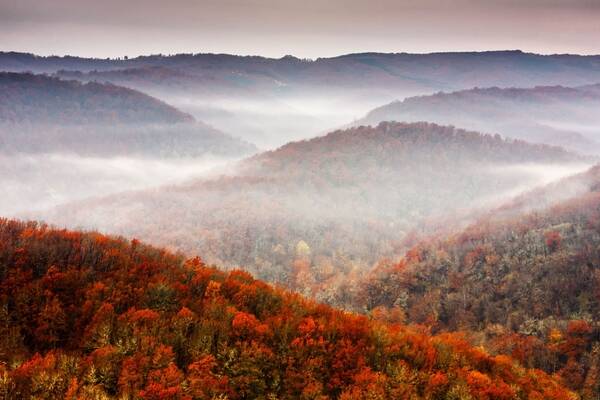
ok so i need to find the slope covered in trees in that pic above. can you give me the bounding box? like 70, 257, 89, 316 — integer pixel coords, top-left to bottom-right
0, 72, 194, 125
360, 85, 600, 155
41, 122, 590, 303
359, 165, 600, 397
0, 218, 575, 399
0, 72, 256, 158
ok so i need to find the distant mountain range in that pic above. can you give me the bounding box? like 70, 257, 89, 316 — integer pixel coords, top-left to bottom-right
3, 50, 600, 93
359, 84, 600, 155
5, 50, 600, 148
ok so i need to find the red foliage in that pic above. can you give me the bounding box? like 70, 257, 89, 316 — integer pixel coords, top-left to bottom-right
0, 219, 575, 399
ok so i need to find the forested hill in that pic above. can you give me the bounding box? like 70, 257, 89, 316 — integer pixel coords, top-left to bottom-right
359, 164, 600, 396
40, 122, 590, 303
359, 85, 600, 155
0, 72, 194, 125
0, 218, 574, 399
0, 72, 256, 158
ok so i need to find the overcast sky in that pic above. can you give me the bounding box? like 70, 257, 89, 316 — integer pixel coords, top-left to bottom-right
1, 0, 599, 58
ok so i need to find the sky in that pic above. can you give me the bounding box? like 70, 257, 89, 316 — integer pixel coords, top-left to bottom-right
1, 0, 600, 58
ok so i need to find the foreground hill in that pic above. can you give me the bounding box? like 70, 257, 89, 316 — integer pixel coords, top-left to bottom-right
0, 218, 574, 399
0, 72, 255, 157
360, 165, 600, 396
41, 122, 589, 303
360, 85, 600, 155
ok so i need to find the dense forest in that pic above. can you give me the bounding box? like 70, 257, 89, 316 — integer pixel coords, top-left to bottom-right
359, 165, 600, 397
360, 85, 600, 155
0, 218, 576, 399
41, 122, 590, 304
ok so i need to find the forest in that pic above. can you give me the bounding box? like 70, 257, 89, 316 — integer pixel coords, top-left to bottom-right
358, 165, 600, 397
0, 219, 576, 399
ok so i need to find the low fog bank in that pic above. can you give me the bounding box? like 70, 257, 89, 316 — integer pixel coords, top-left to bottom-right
481, 162, 594, 206
1, 153, 237, 217
162, 90, 403, 150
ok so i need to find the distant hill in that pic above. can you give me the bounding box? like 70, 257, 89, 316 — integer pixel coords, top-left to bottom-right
3, 50, 600, 92
359, 165, 600, 396
0, 72, 193, 125
5, 50, 600, 148
359, 85, 600, 155
0, 72, 256, 157
0, 218, 574, 399
41, 122, 590, 303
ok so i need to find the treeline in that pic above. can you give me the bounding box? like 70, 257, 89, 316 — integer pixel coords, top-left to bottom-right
359, 166, 600, 397
0, 218, 574, 399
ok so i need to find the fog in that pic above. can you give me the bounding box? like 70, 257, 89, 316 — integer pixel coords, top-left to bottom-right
0, 153, 236, 216
153, 91, 401, 149
480, 162, 593, 206
361, 86, 600, 155
31, 120, 593, 305
4, 58, 600, 305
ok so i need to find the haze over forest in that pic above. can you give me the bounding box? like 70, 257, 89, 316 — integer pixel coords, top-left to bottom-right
2, 1, 600, 399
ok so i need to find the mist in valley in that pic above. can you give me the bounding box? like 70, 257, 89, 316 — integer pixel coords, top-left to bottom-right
99, 85, 407, 150
0, 153, 238, 216
32, 121, 594, 306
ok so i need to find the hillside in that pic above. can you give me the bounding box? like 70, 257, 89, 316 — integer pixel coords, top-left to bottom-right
0, 72, 194, 125
360, 85, 600, 155
359, 165, 600, 396
41, 122, 590, 303
3, 50, 600, 91
0, 218, 574, 399
0, 72, 256, 157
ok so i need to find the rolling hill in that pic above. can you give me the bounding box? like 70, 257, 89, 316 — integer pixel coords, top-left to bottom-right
40, 122, 590, 303
0, 218, 574, 399
359, 85, 600, 155
359, 165, 600, 396
0, 72, 256, 157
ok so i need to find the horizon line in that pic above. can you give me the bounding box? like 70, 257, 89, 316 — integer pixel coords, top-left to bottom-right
3, 48, 600, 61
